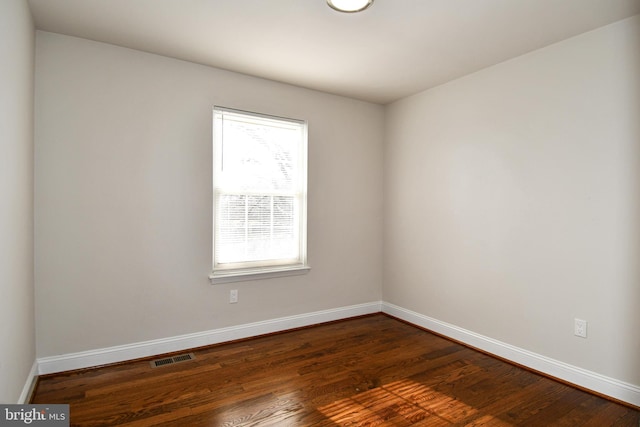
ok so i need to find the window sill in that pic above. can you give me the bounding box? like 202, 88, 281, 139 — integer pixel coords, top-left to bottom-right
209, 264, 310, 284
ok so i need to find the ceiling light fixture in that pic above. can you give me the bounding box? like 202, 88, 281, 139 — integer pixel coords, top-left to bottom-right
327, 0, 374, 13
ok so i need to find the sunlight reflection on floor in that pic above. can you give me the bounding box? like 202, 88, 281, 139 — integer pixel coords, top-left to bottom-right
317, 378, 511, 425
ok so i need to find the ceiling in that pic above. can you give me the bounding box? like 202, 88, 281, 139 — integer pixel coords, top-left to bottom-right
27, 0, 640, 104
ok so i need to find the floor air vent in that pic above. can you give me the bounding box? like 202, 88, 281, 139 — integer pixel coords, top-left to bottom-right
149, 353, 196, 368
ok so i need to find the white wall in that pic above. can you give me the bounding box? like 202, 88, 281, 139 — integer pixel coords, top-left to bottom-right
384, 15, 640, 386
0, 0, 36, 403
34, 32, 384, 358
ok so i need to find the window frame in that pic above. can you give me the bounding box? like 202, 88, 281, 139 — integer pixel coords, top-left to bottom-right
209, 106, 310, 284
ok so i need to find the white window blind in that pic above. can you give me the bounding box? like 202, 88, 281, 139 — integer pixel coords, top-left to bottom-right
211, 107, 308, 281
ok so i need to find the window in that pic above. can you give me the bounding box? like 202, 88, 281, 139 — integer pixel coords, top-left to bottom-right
210, 107, 309, 283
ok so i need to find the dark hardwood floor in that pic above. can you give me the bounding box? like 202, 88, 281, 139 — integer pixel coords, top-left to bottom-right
32, 314, 639, 426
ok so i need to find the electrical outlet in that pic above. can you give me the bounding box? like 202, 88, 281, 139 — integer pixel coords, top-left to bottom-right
574, 318, 587, 338
230, 289, 238, 304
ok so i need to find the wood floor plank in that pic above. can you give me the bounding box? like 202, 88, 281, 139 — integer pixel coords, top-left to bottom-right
32, 314, 639, 426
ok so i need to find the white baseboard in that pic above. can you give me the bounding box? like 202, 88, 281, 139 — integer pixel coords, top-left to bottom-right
37, 301, 382, 375
18, 360, 38, 404
382, 302, 640, 408
34, 300, 640, 408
